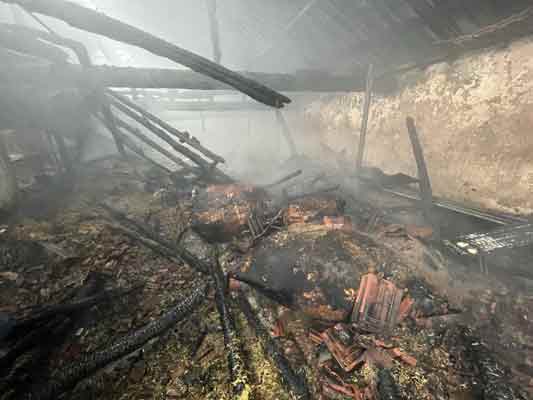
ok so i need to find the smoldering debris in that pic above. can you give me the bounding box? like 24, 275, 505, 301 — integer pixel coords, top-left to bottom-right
1, 1, 533, 399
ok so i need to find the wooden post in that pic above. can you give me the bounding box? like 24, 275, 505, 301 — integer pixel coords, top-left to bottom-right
207, 0, 222, 64
275, 110, 297, 157
405, 117, 440, 239
356, 63, 374, 171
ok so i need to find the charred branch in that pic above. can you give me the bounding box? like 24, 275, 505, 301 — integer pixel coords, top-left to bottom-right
210, 251, 250, 398
31, 282, 208, 400
100, 204, 210, 274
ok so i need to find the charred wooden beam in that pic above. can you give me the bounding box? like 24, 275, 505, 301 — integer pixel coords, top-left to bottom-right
0, 62, 368, 92
0, 0, 290, 108
101, 204, 210, 274
210, 251, 250, 398
237, 294, 311, 400
108, 90, 225, 164
31, 282, 208, 400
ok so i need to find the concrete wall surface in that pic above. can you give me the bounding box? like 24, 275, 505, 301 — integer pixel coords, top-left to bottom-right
306, 37, 533, 215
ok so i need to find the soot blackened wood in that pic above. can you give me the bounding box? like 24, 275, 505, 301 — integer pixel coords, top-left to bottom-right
2, 0, 290, 108
238, 294, 311, 400
210, 251, 250, 398
30, 283, 208, 400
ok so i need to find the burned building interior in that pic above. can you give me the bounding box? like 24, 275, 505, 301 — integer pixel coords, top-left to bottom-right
2, 0, 533, 399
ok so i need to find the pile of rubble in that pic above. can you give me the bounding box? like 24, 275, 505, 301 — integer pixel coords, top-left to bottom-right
0, 159, 532, 400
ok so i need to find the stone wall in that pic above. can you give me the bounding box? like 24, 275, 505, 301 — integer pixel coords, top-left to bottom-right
306, 37, 533, 215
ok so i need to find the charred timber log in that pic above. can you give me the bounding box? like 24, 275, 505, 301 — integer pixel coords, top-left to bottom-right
0, 0, 290, 108
101, 204, 210, 274
30, 282, 208, 400
0, 62, 369, 92
210, 251, 250, 399
108, 90, 225, 164
238, 294, 310, 400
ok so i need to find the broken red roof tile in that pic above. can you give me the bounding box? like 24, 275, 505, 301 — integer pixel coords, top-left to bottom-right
352, 273, 404, 333
389, 347, 417, 367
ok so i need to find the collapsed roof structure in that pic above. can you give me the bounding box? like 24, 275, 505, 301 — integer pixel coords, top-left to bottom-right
1, 1, 533, 400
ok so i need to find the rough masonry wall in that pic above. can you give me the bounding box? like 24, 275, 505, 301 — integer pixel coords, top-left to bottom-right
306, 37, 533, 215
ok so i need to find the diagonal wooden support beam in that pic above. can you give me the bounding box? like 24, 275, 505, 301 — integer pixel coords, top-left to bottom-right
0, 0, 291, 108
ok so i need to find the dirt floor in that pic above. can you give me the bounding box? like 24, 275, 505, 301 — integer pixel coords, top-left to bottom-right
1, 157, 532, 400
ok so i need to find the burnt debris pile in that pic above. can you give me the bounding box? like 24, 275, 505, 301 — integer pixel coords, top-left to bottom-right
1, 0, 533, 399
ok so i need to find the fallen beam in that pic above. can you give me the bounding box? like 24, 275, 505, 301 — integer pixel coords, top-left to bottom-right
0, 0, 290, 108
210, 251, 250, 398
